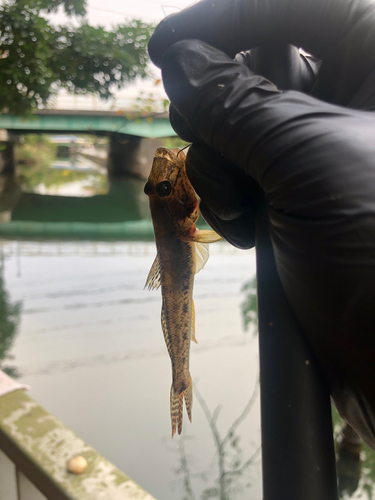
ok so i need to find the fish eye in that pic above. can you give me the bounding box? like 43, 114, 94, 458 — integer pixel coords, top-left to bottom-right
156, 180, 172, 198
144, 180, 153, 195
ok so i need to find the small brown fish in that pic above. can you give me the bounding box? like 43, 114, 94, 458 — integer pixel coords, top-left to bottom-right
144, 147, 221, 436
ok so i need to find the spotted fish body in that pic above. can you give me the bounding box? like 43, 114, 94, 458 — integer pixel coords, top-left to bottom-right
144, 147, 221, 436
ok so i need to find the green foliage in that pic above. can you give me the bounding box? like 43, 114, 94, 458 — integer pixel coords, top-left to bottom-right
130, 91, 170, 116
161, 136, 190, 150
240, 276, 258, 334
0, 0, 153, 114
0, 260, 22, 378
16, 134, 106, 193
332, 407, 375, 500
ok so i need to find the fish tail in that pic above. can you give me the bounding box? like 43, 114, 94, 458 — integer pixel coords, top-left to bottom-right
170, 384, 183, 437
170, 376, 193, 437
185, 376, 193, 424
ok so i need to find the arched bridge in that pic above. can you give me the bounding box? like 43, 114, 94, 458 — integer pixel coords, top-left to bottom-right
0, 109, 177, 180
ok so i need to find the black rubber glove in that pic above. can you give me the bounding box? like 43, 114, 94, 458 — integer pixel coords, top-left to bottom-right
148, 0, 375, 451
149, 0, 375, 108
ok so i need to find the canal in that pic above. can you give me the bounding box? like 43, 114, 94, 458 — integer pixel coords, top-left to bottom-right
0, 135, 374, 499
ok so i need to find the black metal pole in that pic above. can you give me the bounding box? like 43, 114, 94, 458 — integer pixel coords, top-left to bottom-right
255, 205, 338, 500
250, 46, 338, 499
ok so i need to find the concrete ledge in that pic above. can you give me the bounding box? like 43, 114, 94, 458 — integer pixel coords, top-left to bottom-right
0, 389, 156, 500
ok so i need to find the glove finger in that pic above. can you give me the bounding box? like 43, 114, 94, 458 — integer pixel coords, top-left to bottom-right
150, 0, 375, 108
200, 201, 256, 250
169, 104, 197, 143
162, 39, 353, 178
162, 39, 278, 173
148, 0, 355, 68
186, 142, 262, 221
235, 46, 320, 94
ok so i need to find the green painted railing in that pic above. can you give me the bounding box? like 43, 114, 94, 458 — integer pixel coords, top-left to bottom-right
0, 110, 175, 139
0, 218, 211, 242
0, 385, 156, 500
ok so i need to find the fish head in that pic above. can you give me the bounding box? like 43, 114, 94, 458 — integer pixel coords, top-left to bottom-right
144, 147, 200, 233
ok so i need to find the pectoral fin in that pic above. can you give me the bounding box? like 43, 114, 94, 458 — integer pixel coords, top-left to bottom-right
194, 242, 209, 274
193, 229, 221, 274
193, 229, 222, 243
145, 253, 161, 290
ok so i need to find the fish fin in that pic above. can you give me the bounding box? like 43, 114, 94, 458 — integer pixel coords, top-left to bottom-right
193, 229, 222, 244
194, 242, 209, 274
185, 376, 193, 424
161, 301, 172, 358
171, 384, 184, 437
191, 300, 197, 343
145, 253, 161, 290
171, 378, 193, 437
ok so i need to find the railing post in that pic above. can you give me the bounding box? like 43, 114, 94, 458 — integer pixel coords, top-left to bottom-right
255, 206, 338, 499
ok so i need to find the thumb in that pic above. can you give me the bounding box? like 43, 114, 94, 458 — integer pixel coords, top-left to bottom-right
161, 39, 351, 181
162, 39, 278, 173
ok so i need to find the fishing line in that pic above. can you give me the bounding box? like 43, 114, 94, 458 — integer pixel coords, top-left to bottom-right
177, 144, 191, 156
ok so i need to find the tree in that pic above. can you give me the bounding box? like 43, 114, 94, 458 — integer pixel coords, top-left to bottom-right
0, 0, 154, 115
0, 257, 22, 378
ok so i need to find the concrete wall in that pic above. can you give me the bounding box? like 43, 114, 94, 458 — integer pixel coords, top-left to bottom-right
107, 135, 162, 180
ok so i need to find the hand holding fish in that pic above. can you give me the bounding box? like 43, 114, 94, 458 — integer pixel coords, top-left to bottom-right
146, 0, 375, 450
144, 147, 221, 436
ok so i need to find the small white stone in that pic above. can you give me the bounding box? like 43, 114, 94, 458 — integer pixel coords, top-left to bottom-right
66, 455, 87, 474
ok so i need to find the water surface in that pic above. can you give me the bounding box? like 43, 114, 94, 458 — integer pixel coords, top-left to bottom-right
2, 240, 261, 500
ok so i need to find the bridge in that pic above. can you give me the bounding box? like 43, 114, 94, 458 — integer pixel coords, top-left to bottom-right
0, 109, 175, 139
0, 109, 177, 180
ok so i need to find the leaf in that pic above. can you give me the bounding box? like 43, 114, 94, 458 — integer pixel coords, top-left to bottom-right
0, 6, 155, 115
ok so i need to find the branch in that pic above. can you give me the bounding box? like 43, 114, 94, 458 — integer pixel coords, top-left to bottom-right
178, 439, 197, 500
194, 383, 223, 451
222, 377, 259, 448
223, 446, 262, 478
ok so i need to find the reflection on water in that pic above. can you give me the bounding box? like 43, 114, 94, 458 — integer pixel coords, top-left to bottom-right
17, 135, 107, 195
0, 133, 374, 499
16, 135, 107, 197
171, 381, 261, 500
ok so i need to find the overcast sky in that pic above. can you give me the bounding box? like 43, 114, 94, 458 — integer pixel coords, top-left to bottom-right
85, 0, 196, 25
53, 0, 198, 109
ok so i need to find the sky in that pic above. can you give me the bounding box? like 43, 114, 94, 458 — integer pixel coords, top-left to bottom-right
53, 0, 199, 110
85, 0, 196, 25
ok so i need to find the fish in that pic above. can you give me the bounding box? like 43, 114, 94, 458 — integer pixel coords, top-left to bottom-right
144, 147, 221, 436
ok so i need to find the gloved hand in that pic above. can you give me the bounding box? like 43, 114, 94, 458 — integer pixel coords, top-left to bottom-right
148, 0, 375, 451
